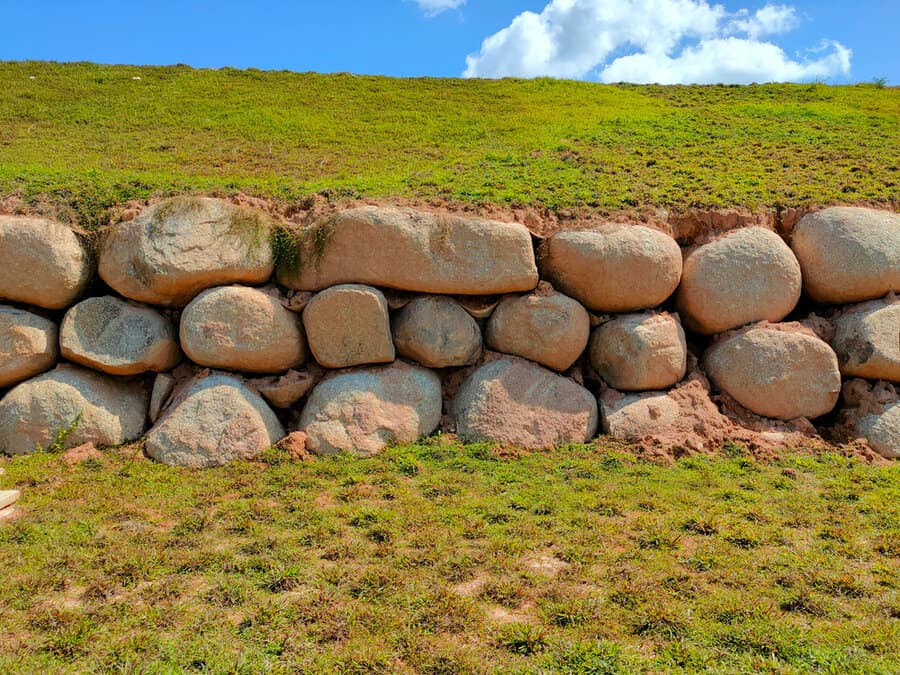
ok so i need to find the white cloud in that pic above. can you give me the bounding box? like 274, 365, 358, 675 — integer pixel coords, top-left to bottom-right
463, 1, 851, 84
415, 0, 466, 17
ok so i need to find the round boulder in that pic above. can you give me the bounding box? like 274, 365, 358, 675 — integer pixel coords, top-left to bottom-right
830, 298, 899, 382
181, 285, 307, 373
537, 225, 682, 312
0, 365, 148, 456
452, 357, 598, 449
703, 324, 841, 420
144, 375, 284, 467
485, 284, 590, 372
857, 401, 900, 459
600, 390, 681, 440
676, 227, 802, 334
0, 215, 92, 309
792, 207, 900, 304
98, 197, 274, 307
590, 312, 686, 391
392, 296, 482, 368
303, 284, 395, 369
61, 296, 181, 376
0, 306, 58, 388
299, 362, 442, 456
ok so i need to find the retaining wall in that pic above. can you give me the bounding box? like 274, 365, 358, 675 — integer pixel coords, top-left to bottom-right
0, 197, 898, 465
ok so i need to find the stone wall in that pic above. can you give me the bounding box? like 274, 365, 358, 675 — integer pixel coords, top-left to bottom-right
0, 197, 898, 465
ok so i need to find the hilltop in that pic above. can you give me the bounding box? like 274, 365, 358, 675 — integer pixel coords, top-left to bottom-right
0, 61, 898, 228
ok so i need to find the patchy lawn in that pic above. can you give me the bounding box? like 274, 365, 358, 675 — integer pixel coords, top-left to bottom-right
1, 62, 898, 227
1, 440, 897, 673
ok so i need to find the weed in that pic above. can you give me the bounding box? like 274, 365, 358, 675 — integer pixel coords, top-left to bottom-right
496, 623, 547, 655
35, 413, 83, 453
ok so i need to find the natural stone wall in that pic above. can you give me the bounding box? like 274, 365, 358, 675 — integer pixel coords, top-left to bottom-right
0, 198, 898, 464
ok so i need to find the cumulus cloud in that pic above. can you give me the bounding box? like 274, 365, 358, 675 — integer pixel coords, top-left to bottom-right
463, 1, 851, 84
414, 0, 466, 17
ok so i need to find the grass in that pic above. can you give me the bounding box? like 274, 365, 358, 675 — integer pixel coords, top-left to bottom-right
1, 440, 898, 673
1, 61, 898, 228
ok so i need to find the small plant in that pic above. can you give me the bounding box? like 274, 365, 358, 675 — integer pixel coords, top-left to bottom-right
496, 623, 547, 655
38, 413, 83, 454
872, 77, 888, 89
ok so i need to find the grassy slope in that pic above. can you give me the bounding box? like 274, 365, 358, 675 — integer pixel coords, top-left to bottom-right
1, 61, 898, 227
1, 443, 898, 674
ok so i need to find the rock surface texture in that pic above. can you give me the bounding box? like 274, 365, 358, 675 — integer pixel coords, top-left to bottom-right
0, 306, 58, 388
453, 357, 598, 449
676, 227, 802, 334
858, 401, 900, 459
537, 225, 682, 312
830, 298, 900, 382
99, 197, 274, 307
704, 324, 841, 420
144, 375, 284, 467
0, 215, 92, 309
303, 284, 394, 368
791, 207, 900, 304
391, 296, 482, 368
485, 284, 590, 372
278, 206, 539, 294
180, 285, 306, 373
590, 312, 687, 391
299, 362, 442, 456
0, 365, 148, 455
60, 296, 181, 375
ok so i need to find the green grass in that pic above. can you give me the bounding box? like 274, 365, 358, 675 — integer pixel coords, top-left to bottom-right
1, 441, 898, 673
1, 61, 898, 228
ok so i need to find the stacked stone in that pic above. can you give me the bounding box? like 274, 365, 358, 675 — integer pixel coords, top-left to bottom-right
0, 197, 898, 465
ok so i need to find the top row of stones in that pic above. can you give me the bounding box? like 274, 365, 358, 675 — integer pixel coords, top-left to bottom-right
1, 197, 898, 319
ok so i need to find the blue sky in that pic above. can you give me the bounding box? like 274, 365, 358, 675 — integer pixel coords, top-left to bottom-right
2, 1, 897, 84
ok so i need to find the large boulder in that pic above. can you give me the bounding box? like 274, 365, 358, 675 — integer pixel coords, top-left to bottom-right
676, 227, 801, 334
277, 206, 538, 294
299, 362, 442, 456
590, 312, 686, 391
180, 285, 306, 373
859, 402, 900, 459
836, 380, 899, 459
0, 365, 148, 456
0, 215, 92, 309
452, 357, 598, 449
0, 306, 58, 388
303, 284, 394, 368
704, 324, 841, 420
98, 197, 274, 307
144, 375, 284, 467
791, 207, 900, 304
60, 296, 181, 376
537, 225, 682, 312
391, 296, 482, 368
485, 284, 590, 372
830, 298, 900, 382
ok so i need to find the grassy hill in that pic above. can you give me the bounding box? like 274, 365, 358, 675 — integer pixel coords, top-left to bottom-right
1, 61, 898, 227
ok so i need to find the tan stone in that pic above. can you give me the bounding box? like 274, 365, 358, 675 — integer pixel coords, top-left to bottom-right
303, 284, 394, 368
590, 312, 686, 391
858, 401, 899, 459
0, 305, 58, 388
278, 206, 538, 294
485, 284, 589, 371
180, 285, 307, 373
0, 215, 92, 309
704, 323, 841, 420
600, 390, 681, 440
60, 296, 181, 376
537, 225, 682, 312
392, 296, 482, 368
452, 357, 598, 449
99, 197, 274, 307
149, 373, 176, 423
830, 298, 900, 382
145, 374, 284, 467
299, 362, 442, 456
676, 227, 801, 334
792, 207, 900, 304
250, 368, 321, 408
0, 365, 148, 456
